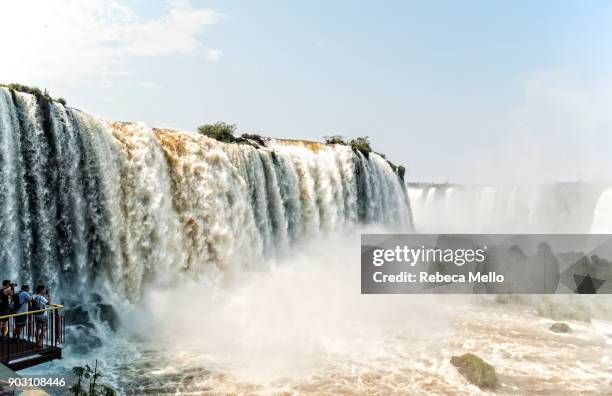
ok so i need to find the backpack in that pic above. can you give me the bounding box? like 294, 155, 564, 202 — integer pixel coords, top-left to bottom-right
31, 295, 43, 311
10, 291, 25, 313
0, 290, 9, 311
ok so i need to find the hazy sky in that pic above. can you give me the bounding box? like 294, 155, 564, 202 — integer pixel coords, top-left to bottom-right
2, 0, 612, 183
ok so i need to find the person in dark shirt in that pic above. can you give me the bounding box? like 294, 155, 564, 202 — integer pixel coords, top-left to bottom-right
0, 280, 14, 337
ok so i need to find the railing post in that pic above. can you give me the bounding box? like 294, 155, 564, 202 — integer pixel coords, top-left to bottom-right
54, 310, 60, 347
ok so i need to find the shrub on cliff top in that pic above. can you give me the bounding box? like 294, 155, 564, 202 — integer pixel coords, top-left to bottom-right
349, 136, 372, 156
324, 135, 347, 145
197, 122, 237, 143
239, 133, 267, 147
396, 165, 405, 179
1, 83, 67, 105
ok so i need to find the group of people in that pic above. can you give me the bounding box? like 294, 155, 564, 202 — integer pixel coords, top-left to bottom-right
0, 281, 51, 347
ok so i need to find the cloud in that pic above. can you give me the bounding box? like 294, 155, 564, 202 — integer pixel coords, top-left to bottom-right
0, 0, 222, 84
466, 69, 612, 183
205, 49, 224, 62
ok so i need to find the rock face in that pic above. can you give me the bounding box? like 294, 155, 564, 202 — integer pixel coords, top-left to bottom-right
550, 322, 572, 333
97, 303, 120, 331
450, 353, 497, 389
63, 305, 92, 328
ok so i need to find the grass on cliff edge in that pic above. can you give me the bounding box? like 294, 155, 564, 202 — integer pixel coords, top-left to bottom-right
1, 83, 67, 105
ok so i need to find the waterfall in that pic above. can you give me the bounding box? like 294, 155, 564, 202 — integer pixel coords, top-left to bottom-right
591, 188, 612, 233
0, 87, 411, 302
407, 182, 609, 233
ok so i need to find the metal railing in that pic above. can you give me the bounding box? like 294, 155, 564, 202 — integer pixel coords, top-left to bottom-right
0, 304, 65, 364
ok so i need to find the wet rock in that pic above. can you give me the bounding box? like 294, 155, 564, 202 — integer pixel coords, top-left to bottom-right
89, 292, 103, 303
450, 353, 497, 389
97, 303, 120, 331
550, 322, 571, 333
63, 305, 93, 328
65, 325, 102, 354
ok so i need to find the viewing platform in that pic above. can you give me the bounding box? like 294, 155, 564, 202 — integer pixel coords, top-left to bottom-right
0, 304, 65, 371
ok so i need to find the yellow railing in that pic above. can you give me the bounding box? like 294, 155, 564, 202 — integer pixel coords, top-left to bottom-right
0, 303, 64, 320
0, 303, 65, 365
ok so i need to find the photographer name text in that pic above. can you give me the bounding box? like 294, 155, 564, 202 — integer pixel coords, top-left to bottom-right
372, 271, 504, 283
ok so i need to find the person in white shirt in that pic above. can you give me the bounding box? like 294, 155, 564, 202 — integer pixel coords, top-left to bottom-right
31, 285, 50, 348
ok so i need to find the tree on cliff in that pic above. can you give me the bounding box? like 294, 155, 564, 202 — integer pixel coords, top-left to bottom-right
1, 83, 67, 105
324, 135, 347, 145
349, 136, 372, 156
197, 122, 237, 143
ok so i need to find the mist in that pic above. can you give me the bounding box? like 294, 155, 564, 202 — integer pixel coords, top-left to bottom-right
127, 228, 456, 385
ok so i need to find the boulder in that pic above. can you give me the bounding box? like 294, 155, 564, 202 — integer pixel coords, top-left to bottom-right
97, 303, 120, 331
63, 305, 93, 328
89, 292, 103, 303
450, 353, 497, 389
549, 322, 571, 333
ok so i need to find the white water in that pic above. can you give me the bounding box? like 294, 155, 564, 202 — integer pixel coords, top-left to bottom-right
37, 230, 611, 395
4, 86, 612, 394
406, 183, 607, 233
0, 87, 411, 303
591, 188, 612, 233
50, 230, 459, 394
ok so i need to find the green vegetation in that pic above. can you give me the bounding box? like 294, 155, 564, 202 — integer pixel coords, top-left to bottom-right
238, 133, 267, 147
379, 154, 405, 180
450, 353, 497, 389
197, 122, 237, 143
348, 136, 372, 156
70, 360, 116, 395
196, 122, 268, 148
396, 165, 406, 179
0, 83, 67, 105
323, 134, 406, 179
550, 322, 572, 333
324, 135, 347, 145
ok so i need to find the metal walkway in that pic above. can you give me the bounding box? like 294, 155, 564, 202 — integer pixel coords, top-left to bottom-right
0, 305, 65, 371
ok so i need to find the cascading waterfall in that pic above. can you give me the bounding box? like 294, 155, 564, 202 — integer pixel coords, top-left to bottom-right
591, 188, 612, 233
0, 87, 411, 303
406, 182, 610, 233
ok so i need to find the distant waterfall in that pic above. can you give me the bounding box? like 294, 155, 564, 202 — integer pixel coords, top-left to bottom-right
591, 188, 612, 233
406, 183, 607, 233
0, 88, 411, 301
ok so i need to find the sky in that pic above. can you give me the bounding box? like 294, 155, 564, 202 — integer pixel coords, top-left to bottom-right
1, 0, 612, 183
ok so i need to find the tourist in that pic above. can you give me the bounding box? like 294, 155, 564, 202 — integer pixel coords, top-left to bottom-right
32, 285, 50, 348
12, 285, 32, 339
0, 280, 14, 337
